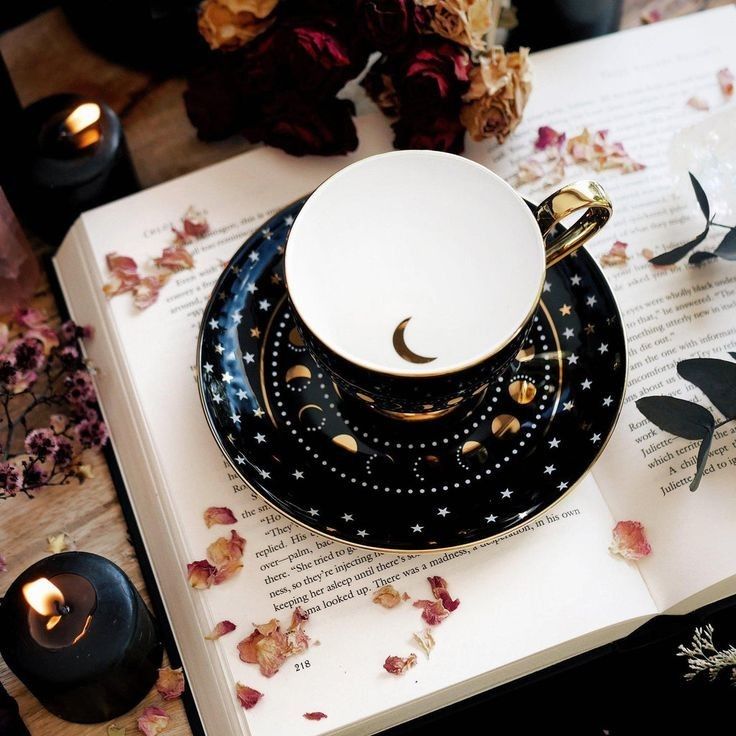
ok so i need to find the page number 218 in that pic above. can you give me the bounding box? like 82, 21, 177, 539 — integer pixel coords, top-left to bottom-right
294, 660, 311, 672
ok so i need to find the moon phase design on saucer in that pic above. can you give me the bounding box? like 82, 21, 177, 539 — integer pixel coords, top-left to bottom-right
197, 199, 627, 552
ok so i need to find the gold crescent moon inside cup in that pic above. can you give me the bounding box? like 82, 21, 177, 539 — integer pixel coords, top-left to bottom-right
392, 317, 437, 365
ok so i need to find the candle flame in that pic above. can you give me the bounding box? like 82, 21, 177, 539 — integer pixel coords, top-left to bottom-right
64, 103, 101, 135
23, 578, 65, 617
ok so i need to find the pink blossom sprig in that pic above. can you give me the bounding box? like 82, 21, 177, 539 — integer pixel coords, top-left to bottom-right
0, 307, 107, 500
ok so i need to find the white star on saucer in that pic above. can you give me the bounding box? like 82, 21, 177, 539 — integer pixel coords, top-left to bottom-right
209, 318, 219, 330
215, 343, 224, 354
437, 507, 450, 517
258, 299, 271, 311
284, 215, 294, 226
357, 529, 368, 538
602, 396, 613, 407
411, 523, 424, 533
567, 354, 579, 365
548, 437, 560, 448
248, 251, 259, 262
581, 378, 592, 390
212, 392, 223, 404
591, 433, 602, 443
261, 228, 272, 239
246, 282, 258, 294
253, 407, 265, 418
308, 508, 319, 517
244, 352, 255, 364
203, 362, 213, 373
543, 281, 552, 292
518, 511, 529, 520
570, 274, 582, 286
255, 433, 266, 444
563, 400, 574, 411
586, 295, 597, 307
222, 371, 234, 383
230, 412, 240, 424
501, 488, 513, 499
235, 455, 245, 465
563, 327, 575, 339
293, 470, 304, 480
236, 388, 248, 400
259, 468, 270, 479
544, 464, 556, 475
232, 312, 242, 325
598, 343, 609, 354
485, 514, 498, 523
557, 481, 569, 491
341, 513, 353, 522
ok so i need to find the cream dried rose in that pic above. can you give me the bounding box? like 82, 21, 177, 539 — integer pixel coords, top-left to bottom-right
415, 0, 499, 51
460, 46, 532, 143
220, 0, 279, 18
198, 0, 274, 51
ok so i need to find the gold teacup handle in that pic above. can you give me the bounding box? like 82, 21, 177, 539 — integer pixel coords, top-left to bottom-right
535, 181, 613, 267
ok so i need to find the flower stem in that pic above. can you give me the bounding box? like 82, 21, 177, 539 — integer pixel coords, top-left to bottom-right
710, 222, 734, 230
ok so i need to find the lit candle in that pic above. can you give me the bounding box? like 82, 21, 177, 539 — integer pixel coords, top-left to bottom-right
18, 93, 139, 244
0, 552, 162, 723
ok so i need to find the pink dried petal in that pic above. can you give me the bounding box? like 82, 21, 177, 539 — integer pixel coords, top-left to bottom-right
238, 608, 309, 676
103, 253, 140, 298
255, 630, 288, 677
534, 126, 566, 150
413, 599, 449, 626
372, 584, 403, 608
205, 620, 237, 640
137, 706, 169, 736
687, 96, 709, 111
154, 246, 195, 272
718, 67, 734, 97
106, 253, 138, 276
187, 559, 216, 589
156, 666, 185, 700
517, 157, 545, 184
133, 275, 163, 310
0, 554, 7, 572
208, 530, 246, 584
640, 7, 663, 23
183, 207, 210, 238
600, 240, 630, 267
609, 520, 652, 561
236, 683, 263, 710
383, 653, 417, 675
428, 575, 460, 612
544, 157, 565, 186
567, 128, 594, 162
304, 712, 327, 721
171, 227, 192, 247
12, 307, 47, 329
203, 506, 237, 528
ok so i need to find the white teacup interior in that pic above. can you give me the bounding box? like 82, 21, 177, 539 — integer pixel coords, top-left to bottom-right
285, 150, 546, 377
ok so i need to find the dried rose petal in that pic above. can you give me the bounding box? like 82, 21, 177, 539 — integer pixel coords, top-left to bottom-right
137, 706, 169, 736
156, 666, 185, 700
237, 608, 309, 677
413, 629, 436, 657
372, 584, 403, 608
203, 506, 237, 528
0, 553, 7, 572
236, 683, 263, 710
183, 206, 210, 238
154, 246, 194, 272
718, 67, 734, 97
103, 253, 140, 298
285, 606, 310, 656
133, 275, 164, 310
205, 620, 237, 640
517, 157, 545, 184
428, 575, 460, 612
609, 520, 652, 561
46, 532, 75, 554
208, 530, 246, 584
600, 240, 630, 267
640, 7, 662, 23
304, 712, 327, 721
687, 96, 710, 111
187, 559, 217, 589
255, 632, 288, 677
414, 599, 449, 626
383, 653, 417, 675
535, 126, 565, 150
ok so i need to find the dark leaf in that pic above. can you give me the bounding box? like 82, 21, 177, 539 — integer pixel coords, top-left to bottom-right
689, 251, 717, 264
714, 228, 736, 260
689, 172, 710, 221
678, 358, 736, 419
690, 429, 713, 492
730, 352, 736, 361
648, 226, 709, 265
635, 396, 715, 440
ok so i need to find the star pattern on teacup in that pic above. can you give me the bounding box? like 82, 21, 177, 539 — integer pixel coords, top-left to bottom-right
198, 203, 624, 550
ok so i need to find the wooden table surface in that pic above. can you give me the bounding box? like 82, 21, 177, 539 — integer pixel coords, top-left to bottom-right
0, 2, 731, 734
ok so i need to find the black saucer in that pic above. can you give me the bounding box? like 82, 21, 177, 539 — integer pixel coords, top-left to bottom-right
197, 199, 626, 552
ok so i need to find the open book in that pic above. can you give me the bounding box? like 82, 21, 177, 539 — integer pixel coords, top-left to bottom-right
54, 8, 736, 735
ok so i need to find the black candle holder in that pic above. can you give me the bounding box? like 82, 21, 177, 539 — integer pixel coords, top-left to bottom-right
0, 552, 163, 723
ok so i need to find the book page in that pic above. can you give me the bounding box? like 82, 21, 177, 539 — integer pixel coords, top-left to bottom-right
467, 7, 736, 612
68, 116, 655, 736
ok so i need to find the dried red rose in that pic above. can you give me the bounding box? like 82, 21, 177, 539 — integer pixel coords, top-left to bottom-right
383, 653, 417, 675
304, 712, 328, 720
204, 506, 238, 528
535, 126, 566, 151
356, 0, 416, 53
361, 56, 400, 116
236, 683, 263, 710
609, 520, 652, 561
392, 115, 465, 153
205, 620, 237, 640
137, 705, 170, 736
428, 575, 460, 612
156, 666, 185, 700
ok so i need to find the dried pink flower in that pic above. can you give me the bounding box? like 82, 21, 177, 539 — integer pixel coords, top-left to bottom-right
428, 575, 460, 612
133, 275, 165, 310
103, 253, 140, 298
718, 67, 734, 97
187, 559, 217, 589
208, 529, 246, 584
205, 620, 237, 640
413, 599, 450, 626
156, 666, 185, 700
203, 506, 237, 528
600, 240, 630, 267
304, 712, 327, 721
0, 553, 7, 572
236, 683, 263, 710
372, 584, 403, 608
154, 246, 195, 272
609, 520, 652, 561
535, 125, 566, 150
687, 96, 710, 111
0, 462, 21, 496
12, 307, 47, 329
25, 428, 58, 460
136, 706, 170, 736
383, 653, 417, 675
182, 207, 210, 238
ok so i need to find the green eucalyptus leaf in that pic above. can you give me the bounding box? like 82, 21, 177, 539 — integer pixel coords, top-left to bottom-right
689, 251, 717, 265
691, 428, 713, 492
678, 358, 736, 419
635, 396, 715, 440
649, 226, 709, 265
714, 228, 736, 260
689, 172, 710, 221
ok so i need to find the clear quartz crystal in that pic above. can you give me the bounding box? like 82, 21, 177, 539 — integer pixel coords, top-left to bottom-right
0, 188, 40, 313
